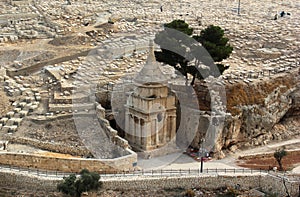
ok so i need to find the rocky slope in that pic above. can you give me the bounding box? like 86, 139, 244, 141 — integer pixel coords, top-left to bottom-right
192, 69, 300, 158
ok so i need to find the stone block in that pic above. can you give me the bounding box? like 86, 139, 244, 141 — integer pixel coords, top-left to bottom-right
14, 107, 22, 113
6, 119, 14, 126
19, 102, 27, 108
6, 111, 14, 118
2, 126, 10, 133
0, 118, 8, 124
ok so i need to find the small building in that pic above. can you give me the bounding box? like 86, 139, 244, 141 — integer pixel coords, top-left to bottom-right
124, 41, 177, 155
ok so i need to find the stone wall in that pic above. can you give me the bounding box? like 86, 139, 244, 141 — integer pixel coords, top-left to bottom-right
96, 104, 130, 150
10, 0, 30, 6
0, 170, 60, 192
101, 175, 259, 190
4, 135, 91, 156
6, 49, 91, 76
48, 103, 94, 112
0, 150, 137, 173
101, 174, 299, 197
260, 174, 300, 197
0, 171, 298, 196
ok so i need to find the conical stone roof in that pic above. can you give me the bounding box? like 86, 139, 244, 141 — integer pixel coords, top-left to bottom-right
134, 40, 167, 85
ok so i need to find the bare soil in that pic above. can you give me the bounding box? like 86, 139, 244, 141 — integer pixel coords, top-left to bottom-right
16, 117, 83, 147
236, 150, 300, 171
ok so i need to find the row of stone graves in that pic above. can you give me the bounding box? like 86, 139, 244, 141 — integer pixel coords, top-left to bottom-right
0, 75, 40, 133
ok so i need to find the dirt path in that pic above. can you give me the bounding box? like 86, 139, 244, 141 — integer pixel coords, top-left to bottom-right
232, 138, 300, 157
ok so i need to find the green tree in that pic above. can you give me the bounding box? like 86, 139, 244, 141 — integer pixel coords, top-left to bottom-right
154, 20, 233, 85
57, 169, 101, 197
57, 174, 77, 196
193, 25, 233, 75
154, 19, 192, 81
274, 147, 287, 171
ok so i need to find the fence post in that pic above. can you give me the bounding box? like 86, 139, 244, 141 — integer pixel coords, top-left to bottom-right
234, 169, 235, 174
225, 168, 226, 173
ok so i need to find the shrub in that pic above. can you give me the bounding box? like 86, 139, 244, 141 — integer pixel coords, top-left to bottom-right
57, 169, 101, 197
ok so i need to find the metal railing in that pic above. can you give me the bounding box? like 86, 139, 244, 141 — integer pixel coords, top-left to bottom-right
0, 164, 293, 180
0, 164, 73, 178
99, 168, 268, 179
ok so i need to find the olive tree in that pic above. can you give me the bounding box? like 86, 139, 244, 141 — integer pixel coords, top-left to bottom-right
274, 147, 287, 171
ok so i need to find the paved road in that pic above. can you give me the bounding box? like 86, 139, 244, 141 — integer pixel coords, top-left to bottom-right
137, 138, 300, 173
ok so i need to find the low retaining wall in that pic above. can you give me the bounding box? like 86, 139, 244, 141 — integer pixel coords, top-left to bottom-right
0, 171, 298, 196
0, 150, 137, 173
0, 170, 60, 192
6, 50, 91, 76
101, 175, 260, 190
261, 174, 299, 197
96, 104, 130, 149
101, 174, 299, 197
4, 135, 91, 157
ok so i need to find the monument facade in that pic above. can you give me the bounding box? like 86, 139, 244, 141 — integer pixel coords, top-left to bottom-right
124, 41, 177, 153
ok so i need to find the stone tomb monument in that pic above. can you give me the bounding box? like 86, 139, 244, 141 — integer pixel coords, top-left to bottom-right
124, 41, 177, 157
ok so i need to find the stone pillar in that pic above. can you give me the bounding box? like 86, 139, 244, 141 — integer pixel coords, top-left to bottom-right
137, 118, 141, 146
125, 112, 129, 139
155, 118, 159, 146
145, 120, 151, 149
151, 119, 156, 146
129, 115, 134, 143
162, 116, 167, 143
170, 116, 176, 141
134, 116, 138, 145
141, 119, 145, 147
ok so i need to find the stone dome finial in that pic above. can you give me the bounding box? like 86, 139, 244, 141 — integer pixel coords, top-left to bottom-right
146, 40, 156, 64
134, 40, 167, 85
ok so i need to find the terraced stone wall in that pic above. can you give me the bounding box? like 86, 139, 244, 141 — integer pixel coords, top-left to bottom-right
0, 151, 137, 173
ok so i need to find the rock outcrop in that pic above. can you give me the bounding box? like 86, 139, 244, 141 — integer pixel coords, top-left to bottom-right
193, 69, 299, 158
